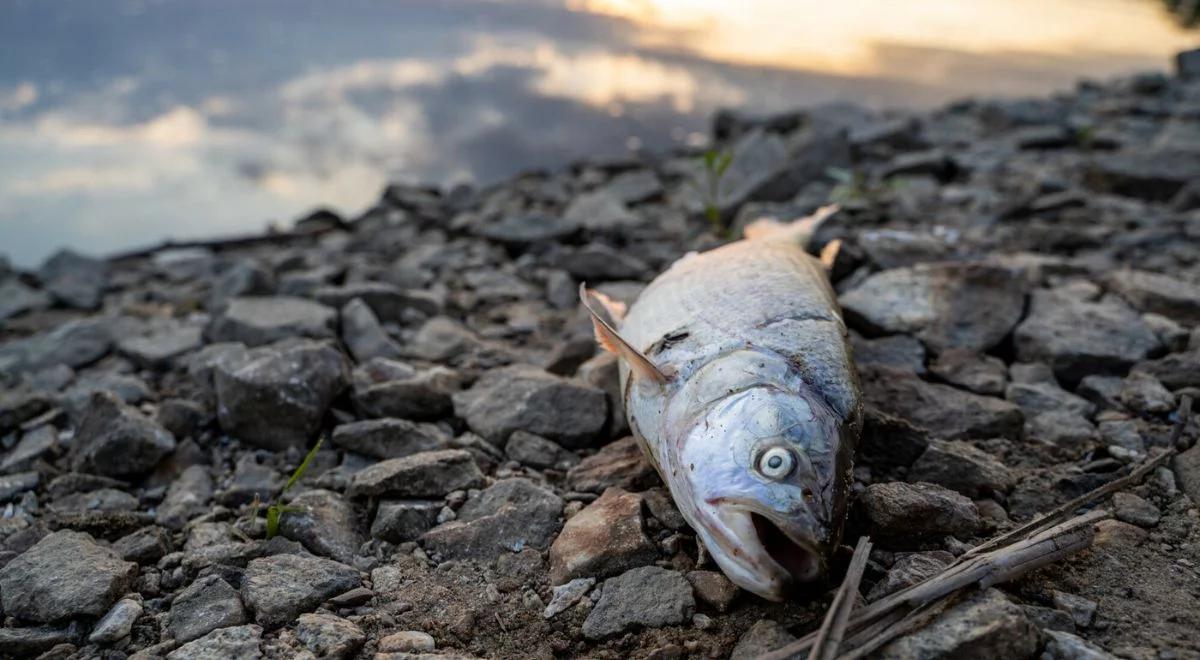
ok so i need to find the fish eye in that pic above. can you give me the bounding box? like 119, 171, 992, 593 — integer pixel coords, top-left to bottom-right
756, 447, 796, 480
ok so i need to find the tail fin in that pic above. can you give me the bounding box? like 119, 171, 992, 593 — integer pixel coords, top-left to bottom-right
743, 204, 840, 252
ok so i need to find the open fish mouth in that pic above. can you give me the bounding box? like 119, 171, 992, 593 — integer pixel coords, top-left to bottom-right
703, 501, 825, 598
749, 512, 823, 583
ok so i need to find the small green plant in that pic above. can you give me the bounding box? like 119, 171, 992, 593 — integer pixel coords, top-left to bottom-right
252, 436, 324, 539
1075, 124, 1096, 150
827, 167, 868, 203
699, 148, 734, 232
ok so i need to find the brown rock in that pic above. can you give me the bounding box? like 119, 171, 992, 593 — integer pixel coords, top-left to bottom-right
549, 487, 657, 584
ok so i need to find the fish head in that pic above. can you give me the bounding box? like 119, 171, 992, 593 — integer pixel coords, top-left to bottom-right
667, 363, 853, 601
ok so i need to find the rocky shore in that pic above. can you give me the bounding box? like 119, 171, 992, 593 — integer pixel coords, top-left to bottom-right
2, 50, 1200, 659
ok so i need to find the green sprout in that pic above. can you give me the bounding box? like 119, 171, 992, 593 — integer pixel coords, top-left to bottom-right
827, 167, 867, 203
699, 148, 734, 232
251, 436, 324, 539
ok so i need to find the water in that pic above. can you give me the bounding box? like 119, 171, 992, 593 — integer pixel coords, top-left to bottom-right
0, 0, 1196, 267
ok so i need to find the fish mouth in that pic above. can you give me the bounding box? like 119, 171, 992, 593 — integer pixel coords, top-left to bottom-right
749, 512, 823, 584
703, 501, 825, 600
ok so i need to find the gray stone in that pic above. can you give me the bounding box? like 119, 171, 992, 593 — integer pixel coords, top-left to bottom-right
867, 551, 953, 601
0, 388, 50, 434
1025, 411, 1095, 452
543, 577, 596, 619
1084, 150, 1200, 201
214, 340, 349, 450
48, 487, 137, 513
166, 624, 263, 660
852, 333, 927, 375
564, 190, 641, 231
908, 440, 1014, 498
1022, 604, 1076, 633
0, 530, 137, 623
1142, 313, 1189, 352
566, 436, 657, 493
217, 454, 284, 507
157, 465, 213, 530
241, 554, 360, 627
1132, 351, 1200, 390
1106, 269, 1200, 325
331, 418, 450, 459
1042, 630, 1117, 660
340, 297, 402, 362
206, 296, 337, 347
351, 359, 458, 420
1179, 48, 1200, 78
295, 612, 365, 660
1112, 492, 1160, 527
0, 279, 51, 321
452, 365, 607, 447
555, 243, 649, 281
421, 478, 563, 560
1173, 443, 1200, 505
112, 526, 172, 564
208, 258, 275, 310
0, 471, 39, 501
840, 263, 1025, 352
863, 371, 1023, 441
89, 597, 142, 644
549, 487, 656, 584
187, 342, 251, 399
686, 570, 739, 613
1077, 375, 1125, 410
1119, 372, 1174, 415
349, 449, 484, 498
581, 566, 695, 639
279, 489, 364, 563
168, 575, 248, 643
116, 324, 204, 369
0, 624, 76, 658
600, 169, 663, 205
505, 430, 579, 469
477, 213, 575, 246
1014, 292, 1160, 383
859, 482, 982, 542
0, 318, 112, 374
39, 249, 107, 310
1, 424, 58, 473
1051, 590, 1097, 628
59, 371, 153, 420
1006, 380, 1095, 418
929, 349, 1006, 396
371, 500, 442, 543
876, 588, 1036, 659
729, 619, 797, 659
314, 282, 440, 321
70, 391, 176, 477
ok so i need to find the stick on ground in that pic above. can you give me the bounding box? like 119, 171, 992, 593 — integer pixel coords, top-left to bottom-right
807, 536, 872, 660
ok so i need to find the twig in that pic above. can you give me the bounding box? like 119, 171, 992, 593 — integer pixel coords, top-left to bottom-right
807, 536, 872, 660
840, 593, 958, 660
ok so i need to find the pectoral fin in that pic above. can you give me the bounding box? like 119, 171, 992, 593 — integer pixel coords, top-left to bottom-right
579, 284, 667, 385
819, 239, 842, 271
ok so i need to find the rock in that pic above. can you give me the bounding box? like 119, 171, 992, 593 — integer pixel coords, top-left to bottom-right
59, 371, 152, 420
929, 349, 1006, 396
351, 359, 458, 420
0, 624, 76, 657
863, 371, 1023, 441
69, 391, 175, 477
566, 437, 658, 493
875, 588, 1036, 659
1119, 372, 1174, 415
1025, 411, 1095, 452
116, 324, 203, 369
858, 482, 982, 542
371, 500, 442, 543
340, 298, 402, 362
0, 530, 137, 623
314, 282, 440, 321
49, 486, 137, 513
1133, 351, 1200, 390
543, 577, 596, 619
403, 316, 510, 366
331, 418, 450, 459
88, 597, 142, 644
853, 334, 927, 375
279, 489, 364, 564
208, 258, 275, 310
477, 213, 575, 246
0, 279, 51, 321
867, 552, 953, 601
0, 318, 112, 374
205, 296, 337, 347
157, 465, 213, 530
1084, 150, 1200, 201
452, 365, 607, 447
1077, 375, 1125, 410
188, 342, 251, 398
0, 388, 50, 435
38, 249, 107, 309
1014, 291, 1160, 383
686, 571, 739, 613
1142, 313, 1189, 352
217, 454, 284, 506
1, 424, 58, 473
214, 340, 349, 450
581, 566, 695, 639
1179, 48, 1200, 78
730, 619, 796, 660
378, 630, 436, 653
1098, 419, 1145, 456
1112, 492, 1160, 527
1042, 630, 1117, 659
549, 487, 656, 584
112, 526, 172, 564
840, 263, 1025, 352
564, 191, 641, 231
1051, 590, 1097, 629
168, 575, 248, 643
1022, 604, 1076, 633
1106, 269, 1200, 325
421, 478, 564, 560
505, 430, 579, 469
1174, 443, 1200, 505
0, 471, 38, 501
1093, 519, 1149, 549
166, 624, 262, 660
1005, 380, 1094, 418
349, 449, 484, 498
241, 554, 360, 627
907, 440, 1014, 498
601, 169, 663, 205
295, 612, 365, 660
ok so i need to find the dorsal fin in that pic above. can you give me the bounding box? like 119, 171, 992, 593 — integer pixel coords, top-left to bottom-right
743, 204, 841, 251
579, 284, 667, 385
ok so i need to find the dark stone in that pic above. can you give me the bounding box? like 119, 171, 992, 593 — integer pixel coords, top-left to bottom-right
70, 391, 176, 478
452, 365, 608, 448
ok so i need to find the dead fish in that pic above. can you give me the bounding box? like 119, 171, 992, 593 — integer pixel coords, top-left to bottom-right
580, 206, 862, 601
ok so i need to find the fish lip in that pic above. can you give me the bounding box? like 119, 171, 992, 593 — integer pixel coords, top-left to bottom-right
705, 497, 826, 594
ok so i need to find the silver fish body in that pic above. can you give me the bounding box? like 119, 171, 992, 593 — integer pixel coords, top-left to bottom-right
607, 230, 862, 600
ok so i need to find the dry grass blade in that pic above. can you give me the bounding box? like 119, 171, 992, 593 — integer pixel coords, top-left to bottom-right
806, 536, 872, 660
